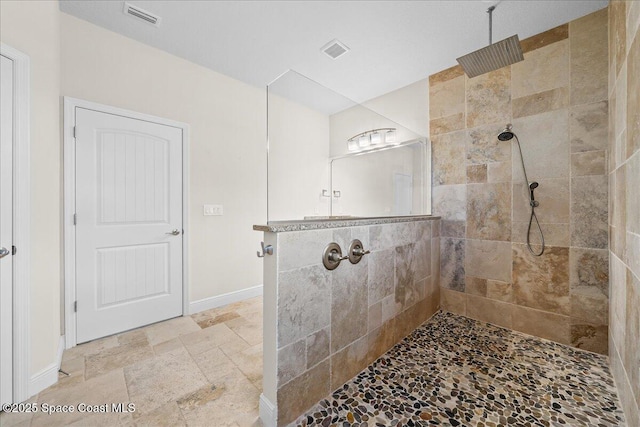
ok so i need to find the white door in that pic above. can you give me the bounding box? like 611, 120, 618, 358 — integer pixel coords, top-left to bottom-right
75, 108, 183, 343
0, 54, 14, 405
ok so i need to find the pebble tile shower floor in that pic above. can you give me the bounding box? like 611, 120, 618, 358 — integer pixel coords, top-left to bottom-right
296, 312, 625, 427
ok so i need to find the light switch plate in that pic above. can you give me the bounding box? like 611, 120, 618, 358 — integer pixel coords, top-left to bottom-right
203, 204, 223, 216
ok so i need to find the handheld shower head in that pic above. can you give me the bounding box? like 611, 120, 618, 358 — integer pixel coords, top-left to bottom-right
529, 181, 539, 205
497, 124, 514, 141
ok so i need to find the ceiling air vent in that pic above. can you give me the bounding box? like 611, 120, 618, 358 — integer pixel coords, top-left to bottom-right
123, 2, 162, 27
321, 39, 350, 60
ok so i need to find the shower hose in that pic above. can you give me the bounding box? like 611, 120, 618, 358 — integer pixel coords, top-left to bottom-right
526, 204, 545, 256
514, 135, 545, 256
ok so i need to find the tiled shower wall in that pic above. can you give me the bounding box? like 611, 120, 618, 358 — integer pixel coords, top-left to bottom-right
608, 0, 640, 424
272, 219, 440, 425
429, 9, 610, 353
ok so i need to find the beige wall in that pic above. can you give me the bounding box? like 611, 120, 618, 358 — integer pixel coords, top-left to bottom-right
361, 78, 429, 139
267, 95, 331, 221
1, 1, 275, 382
329, 84, 428, 159
59, 13, 266, 303
608, 1, 640, 425
430, 9, 611, 353
0, 1, 62, 375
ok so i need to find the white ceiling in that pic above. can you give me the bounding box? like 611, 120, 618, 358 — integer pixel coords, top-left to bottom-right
59, 0, 608, 105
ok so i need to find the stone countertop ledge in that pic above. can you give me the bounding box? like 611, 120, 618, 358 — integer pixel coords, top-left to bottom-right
253, 215, 439, 232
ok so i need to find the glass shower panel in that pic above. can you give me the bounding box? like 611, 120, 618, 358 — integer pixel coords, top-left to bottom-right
267, 70, 429, 222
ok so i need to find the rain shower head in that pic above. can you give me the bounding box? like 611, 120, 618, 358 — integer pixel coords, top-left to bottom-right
497, 124, 514, 141
456, 5, 524, 78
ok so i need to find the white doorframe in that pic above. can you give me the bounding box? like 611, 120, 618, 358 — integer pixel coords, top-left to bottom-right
63, 97, 190, 348
0, 43, 31, 404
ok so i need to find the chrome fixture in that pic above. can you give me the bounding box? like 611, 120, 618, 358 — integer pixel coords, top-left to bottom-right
497, 124, 544, 256
457, 5, 524, 78
257, 241, 274, 258
165, 229, 181, 235
497, 123, 514, 141
322, 242, 348, 270
347, 239, 370, 264
0, 247, 10, 259
347, 128, 397, 152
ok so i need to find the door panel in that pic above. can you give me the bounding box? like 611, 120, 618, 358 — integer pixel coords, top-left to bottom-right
97, 132, 169, 224
0, 54, 14, 405
75, 108, 183, 344
96, 243, 169, 307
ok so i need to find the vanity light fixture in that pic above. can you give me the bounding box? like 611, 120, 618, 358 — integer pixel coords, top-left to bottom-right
347, 139, 359, 151
385, 129, 397, 144
347, 127, 397, 152
358, 134, 371, 148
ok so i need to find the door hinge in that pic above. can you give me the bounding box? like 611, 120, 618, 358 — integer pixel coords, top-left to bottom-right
73, 213, 77, 225
12, 245, 16, 255
74, 301, 77, 312
73, 126, 76, 138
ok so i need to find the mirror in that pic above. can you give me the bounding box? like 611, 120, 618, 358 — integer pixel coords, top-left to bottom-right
331, 140, 428, 218
267, 70, 430, 222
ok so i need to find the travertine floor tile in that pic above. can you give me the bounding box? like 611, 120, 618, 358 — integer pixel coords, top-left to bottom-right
178, 371, 260, 427
227, 343, 263, 383
225, 316, 263, 346
145, 316, 201, 346
62, 335, 119, 361
192, 347, 239, 384
124, 346, 207, 415
9, 298, 265, 426
0, 395, 38, 427
180, 323, 250, 356
152, 337, 185, 355
132, 401, 186, 427
33, 369, 131, 426
85, 339, 155, 380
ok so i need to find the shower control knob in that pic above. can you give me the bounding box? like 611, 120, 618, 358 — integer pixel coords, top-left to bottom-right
322, 242, 347, 270
329, 251, 348, 263
348, 239, 370, 264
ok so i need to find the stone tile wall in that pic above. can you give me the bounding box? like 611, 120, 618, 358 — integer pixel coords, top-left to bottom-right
270, 219, 440, 425
608, 1, 640, 425
430, 9, 610, 354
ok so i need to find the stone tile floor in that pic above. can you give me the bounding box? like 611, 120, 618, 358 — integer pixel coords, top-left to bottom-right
296, 312, 626, 426
0, 297, 264, 427
1, 305, 627, 427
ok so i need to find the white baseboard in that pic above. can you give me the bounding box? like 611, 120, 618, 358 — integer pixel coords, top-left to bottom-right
29, 335, 65, 397
259, 394, 277, 427
29, 364, 58, 397
188, 284, 263, 315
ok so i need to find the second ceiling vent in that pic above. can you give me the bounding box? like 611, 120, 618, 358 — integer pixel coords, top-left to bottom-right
321, 39, 350, 60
